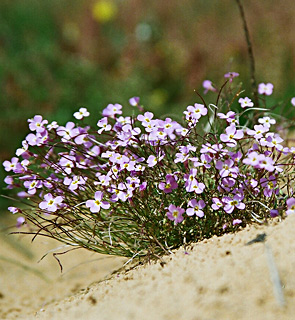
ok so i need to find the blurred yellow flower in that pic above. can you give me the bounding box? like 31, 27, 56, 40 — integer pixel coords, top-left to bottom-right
92, 0, 118, 23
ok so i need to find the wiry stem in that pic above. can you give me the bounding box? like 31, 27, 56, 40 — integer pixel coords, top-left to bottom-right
235, 0, 259, 107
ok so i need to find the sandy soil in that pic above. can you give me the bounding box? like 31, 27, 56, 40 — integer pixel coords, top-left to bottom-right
1, 214, 295, 320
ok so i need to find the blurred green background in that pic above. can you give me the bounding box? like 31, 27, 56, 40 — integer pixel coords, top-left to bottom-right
1, 0, 295, 210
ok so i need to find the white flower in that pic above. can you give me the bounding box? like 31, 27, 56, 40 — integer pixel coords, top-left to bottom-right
74, 107, 90, 120
238, 97, 254, 108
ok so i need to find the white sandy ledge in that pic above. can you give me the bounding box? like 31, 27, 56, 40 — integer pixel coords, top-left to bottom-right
21, 214, 295, 320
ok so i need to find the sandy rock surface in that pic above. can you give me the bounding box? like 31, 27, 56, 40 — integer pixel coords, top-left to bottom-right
1, 215, 295, 320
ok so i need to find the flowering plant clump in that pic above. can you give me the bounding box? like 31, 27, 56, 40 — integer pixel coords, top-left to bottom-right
3, 75, 295, 260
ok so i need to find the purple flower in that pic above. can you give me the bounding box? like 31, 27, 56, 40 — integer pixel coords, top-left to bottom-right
217, 111, 236, 123
175, 145, 195, 163
25, 132, 48, 146
200, 143, 226, 155
286, 198, 295, 215
216, 159, 237, 178
223, 194, 245, 214
188, 180, 205, 194
74, 132, 92, 148
147, 155, 157, 167
258, 155, 275, 172
238, 97, 254, 108
58, 155, 76, 174
16, 217, 26, 228
47, 121, 59, 130
247, 124, 268, 139
211, 198, 223, 210
258, 116, 276, 128
219, 177, 236, 192
192, 154, 212, 169
220, 124, 244, 147
229, 151, 242, 163
291, 97, 295, 107
159, 174, 178, 193
102, 103, 122, 118
16, 140, 29, 157
186, 199, 206, 217
86, 191, 110, 213
233, 219, 242, 226
166, 204, 185, 225
243, 151, 263, 166
270, 209, 279, 218
4, 176, 14, 189
39, 193, 64, 212
260, 176, 277, 197
28, 115, 48, 133
139, 181, 147, 191
64, 175, 86, 191
97, 117, 112, 134
137, 112, 154, 127
258, 83, 273, 96
129, 97, 140, 106
8, 206, 20, 214
3, 157, 22, 173
57, 122, 79, 141
184, 103, 208, 121
224, 72, 239, 82
202, 80, 216, 94
23, 177, 42, 195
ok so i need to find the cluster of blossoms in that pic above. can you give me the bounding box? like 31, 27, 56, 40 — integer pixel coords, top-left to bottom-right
3, 76, 295, 258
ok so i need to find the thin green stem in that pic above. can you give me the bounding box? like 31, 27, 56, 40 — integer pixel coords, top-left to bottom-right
235, 0, 259, 107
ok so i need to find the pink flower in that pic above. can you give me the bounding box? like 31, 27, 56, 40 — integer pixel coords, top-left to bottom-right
258, 83, 273, 96
291, 97, 295, 107
166, 204, 184, 225
86, 191, 110, 213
